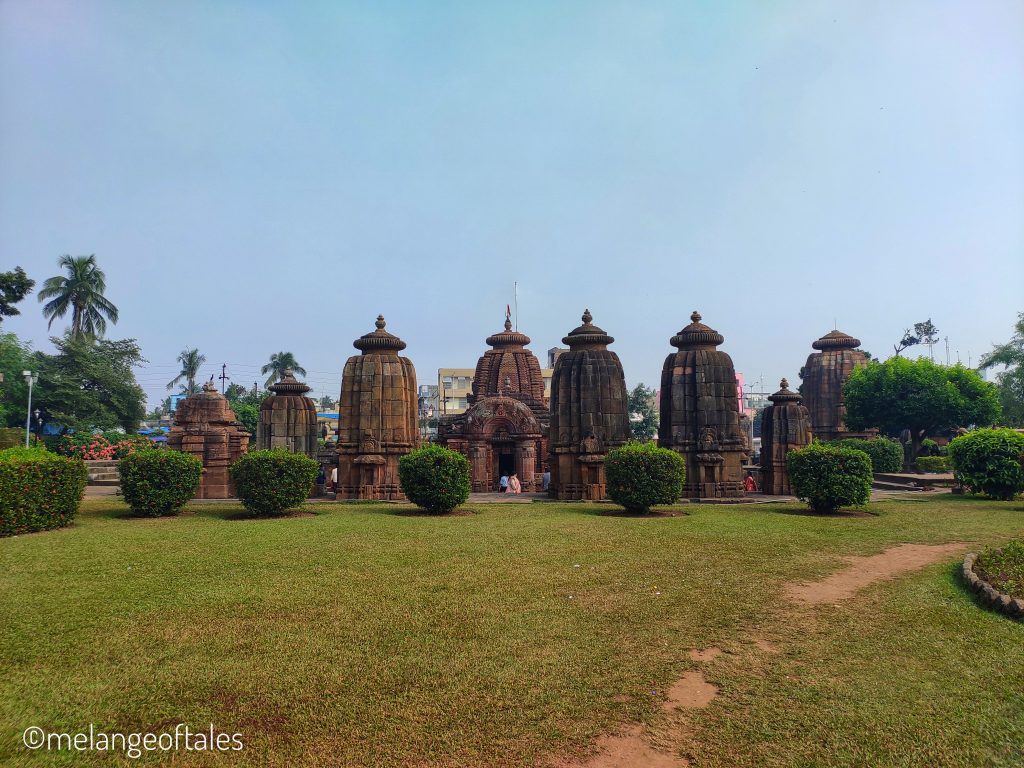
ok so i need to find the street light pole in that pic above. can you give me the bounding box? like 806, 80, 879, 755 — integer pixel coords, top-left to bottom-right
22, 370, 38, 448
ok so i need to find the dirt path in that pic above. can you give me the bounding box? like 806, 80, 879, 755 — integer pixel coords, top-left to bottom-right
785, 542, 964, 605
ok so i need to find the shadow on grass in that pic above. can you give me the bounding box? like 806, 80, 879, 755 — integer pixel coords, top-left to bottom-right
575, 505, 690, 518
188, 506, 317, 521
771, 505, 877, 518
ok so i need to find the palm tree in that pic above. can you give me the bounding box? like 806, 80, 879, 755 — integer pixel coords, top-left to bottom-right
261, 351, 306, 387
167, 348, 206, 394
38, 255, 119, 338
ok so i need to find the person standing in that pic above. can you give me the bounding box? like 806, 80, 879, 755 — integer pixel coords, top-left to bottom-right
499, 473, 509, 492
507, 472, 521, 494
542, 468, 551, 492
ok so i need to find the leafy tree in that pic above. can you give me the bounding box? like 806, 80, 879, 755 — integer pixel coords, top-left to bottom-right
318, 395, 336, 411
893, 318, 939, 358
31, 334, 146, 433
0, 267, 35, 323
261, 351, 306, 387
232, 402, 259, 435
166, 348, 206, 394
0, 332, 33, 427
37, 255, 119, 339
627, 383, 659, 442
979, 312, 1024, 427
844, 357, 1001, 468
224, 382, 249, 401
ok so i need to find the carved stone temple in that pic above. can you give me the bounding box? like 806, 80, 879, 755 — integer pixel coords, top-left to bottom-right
659, 311, 746, 499
167, 380, 251, 499
438, 314, 548, 492
759, 378, 813, 495
256, 369, 319, 455
548, 309, 630, 500
800, 329, 875, 442
336, 316, 419, 500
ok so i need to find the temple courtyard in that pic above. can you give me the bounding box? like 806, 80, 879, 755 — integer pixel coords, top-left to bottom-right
1, 496, 1021, 767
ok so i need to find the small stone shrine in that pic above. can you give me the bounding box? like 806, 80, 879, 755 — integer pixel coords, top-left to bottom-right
659, 311, 746, 499
336, 315, 418, 500
800, 329, 875, 441
167, 380, 250, 499
759, 379, 813, 495
438, 312, 548, 491
256, 369, 319, 455
548, 310, 630, 500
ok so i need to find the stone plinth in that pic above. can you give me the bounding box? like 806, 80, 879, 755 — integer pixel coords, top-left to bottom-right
256, 369, 319, 455
336, 316, 418, 500
760, 379, 813, 495
800, 330, 875, 442
167, 381, 250, 499
659, 311, 746, 499
438, 314, 549, 491
548, 310, 630, 500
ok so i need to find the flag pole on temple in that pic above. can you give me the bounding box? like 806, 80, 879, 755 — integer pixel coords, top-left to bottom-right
514, 281, 518, 331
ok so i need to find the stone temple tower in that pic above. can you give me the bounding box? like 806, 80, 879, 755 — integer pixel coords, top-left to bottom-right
759, 379, 813, 495
336, 315, 419, 500
256, 369, 319, 456
548, 309, 630, 500
800, 329, 875, 442
659, 311, 746, 499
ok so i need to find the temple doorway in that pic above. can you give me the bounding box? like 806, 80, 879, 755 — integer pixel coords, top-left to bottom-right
496, 450, 515, 485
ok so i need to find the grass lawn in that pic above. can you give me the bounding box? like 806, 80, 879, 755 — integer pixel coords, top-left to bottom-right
1, 495, 1022, 767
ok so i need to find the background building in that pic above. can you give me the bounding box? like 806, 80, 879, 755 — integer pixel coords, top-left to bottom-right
438, 366, 553, 415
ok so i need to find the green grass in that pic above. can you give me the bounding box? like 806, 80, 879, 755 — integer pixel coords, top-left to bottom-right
976, 539, 1024, 599
1, 495, 1022, 767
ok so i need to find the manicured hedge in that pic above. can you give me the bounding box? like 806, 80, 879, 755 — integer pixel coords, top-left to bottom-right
947, 428, 1024, 501
604, 442, 685, 513
786, 443, 872, 513
914, 456, 950, 474
398, 444, 471, 514
120, 449, 202, 517
231, 449, 319, 516
0, 447, 87, 536
827, 437, 904, 473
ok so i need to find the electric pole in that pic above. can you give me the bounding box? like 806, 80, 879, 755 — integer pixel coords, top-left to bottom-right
219, 364, 230, 394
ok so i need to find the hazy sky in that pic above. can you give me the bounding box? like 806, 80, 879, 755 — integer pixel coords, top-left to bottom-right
2, 0, 1022, 407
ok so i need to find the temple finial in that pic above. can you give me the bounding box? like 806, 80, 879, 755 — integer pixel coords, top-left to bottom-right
780, 378, 789, 389
691, 310, 701, 323
375, 315, 386, 330
582, 308, 592, 324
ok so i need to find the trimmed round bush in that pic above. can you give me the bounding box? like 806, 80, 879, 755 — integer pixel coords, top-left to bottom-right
604, 442, 685, 514
947, 428, 1024, 501
398, 444, 471, 514
828, 437, 904, 473
914, 456, 950, 474
0, 447, 87, 536
231, 449, 319, 516
120, 449, 202, 517
786, 443, 872, 513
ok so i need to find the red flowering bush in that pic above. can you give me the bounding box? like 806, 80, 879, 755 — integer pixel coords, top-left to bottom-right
0, 447, 88, 536
55, 433, 155, 461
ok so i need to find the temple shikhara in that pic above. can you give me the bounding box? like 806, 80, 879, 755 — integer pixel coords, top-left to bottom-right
166, 380, 250, 499
336, 316, 419, 499
800, 329, 875, 442
548, 310, 630, 500
759, 378, 813, 495
659, 311, 746, 499
256, 369, 319, 456
438, 312, 548, 492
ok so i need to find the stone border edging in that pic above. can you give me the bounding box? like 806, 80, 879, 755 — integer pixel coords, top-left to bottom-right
962, 553, 1024, 621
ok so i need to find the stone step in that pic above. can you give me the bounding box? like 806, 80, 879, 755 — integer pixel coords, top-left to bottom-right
88, 472, 119, 481
871, 479, 924, 492
84, 460, 119, 468
88, 478, 121, 487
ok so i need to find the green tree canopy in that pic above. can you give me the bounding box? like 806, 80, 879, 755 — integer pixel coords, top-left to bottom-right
627, 383, 659, 442
31, 334, 146, 433
0, 332, 34, 427
979, 312, 1024, 427
844, 357, 1000, 467
261, 352, 306, 387
167, 348, 206, 394
38, 255, 119, 339
0, 267, 35, 323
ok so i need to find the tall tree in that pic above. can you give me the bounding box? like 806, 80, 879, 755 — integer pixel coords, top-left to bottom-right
627, 383, 659, 442
844, 357, 1001, 468
261, 351, 306, 387
37, 255, 119, 339
892, 318, 940, 358
0, 267, 35, 323
166, 348, 206, 395
979, 312, 1024, 426
318, 395, 335, 411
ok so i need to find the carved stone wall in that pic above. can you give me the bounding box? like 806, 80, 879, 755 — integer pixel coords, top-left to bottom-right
167, 381, 250, 499
759, 379, 813, 495
658, 311, 745, 499
800, 330, 875, 442
336, 316, 418, 500
256, 369, 319, 456
548, 310, 630, 500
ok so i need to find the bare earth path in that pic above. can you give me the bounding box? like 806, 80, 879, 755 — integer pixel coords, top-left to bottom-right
554, 541, 966, 767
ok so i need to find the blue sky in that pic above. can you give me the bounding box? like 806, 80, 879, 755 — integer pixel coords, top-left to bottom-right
2, 0, 1021, 406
